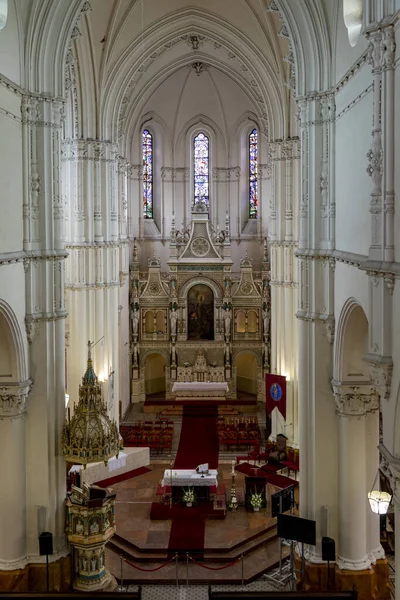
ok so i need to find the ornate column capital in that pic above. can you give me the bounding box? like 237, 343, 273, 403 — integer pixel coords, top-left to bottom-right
364, 353, 393, 400
331, 381, 379, 417
0, 380, 32, 419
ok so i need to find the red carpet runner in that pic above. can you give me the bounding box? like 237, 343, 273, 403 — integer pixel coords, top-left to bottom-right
173, 405, 219, 469
168, 405, 219, 554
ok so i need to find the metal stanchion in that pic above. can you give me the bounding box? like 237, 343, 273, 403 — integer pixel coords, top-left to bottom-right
175, 552, 179, 588
186, 552, 189, 587
241, 553, 244, 589
120, 555, 124, 591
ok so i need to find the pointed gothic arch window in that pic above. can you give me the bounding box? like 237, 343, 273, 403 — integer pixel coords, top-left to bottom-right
193, 132, 209, 206
142, 129, 153, 219
249, 128, 258, 219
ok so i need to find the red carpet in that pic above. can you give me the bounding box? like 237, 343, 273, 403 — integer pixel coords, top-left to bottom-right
173, 405, 219, 469
165, 404, 220, 554
235, 462, 297, 489
151, 501, 222, 521
94, 466, 151, 487
168, 509, 206, 555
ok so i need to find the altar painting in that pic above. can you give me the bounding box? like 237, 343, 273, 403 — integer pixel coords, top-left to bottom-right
187, 284, 214, 340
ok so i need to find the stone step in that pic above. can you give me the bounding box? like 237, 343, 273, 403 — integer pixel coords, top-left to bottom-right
108, 522, 278, 564
105, 532, 289, 585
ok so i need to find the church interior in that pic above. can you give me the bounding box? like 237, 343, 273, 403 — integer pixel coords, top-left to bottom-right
0, 0, 400, 599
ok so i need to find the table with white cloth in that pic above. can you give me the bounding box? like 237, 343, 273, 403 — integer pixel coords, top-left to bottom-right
161, 468, 219, 501
171, 381, 228, 400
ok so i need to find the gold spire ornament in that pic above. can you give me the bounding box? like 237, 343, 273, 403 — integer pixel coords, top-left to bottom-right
62, 341, 120, 468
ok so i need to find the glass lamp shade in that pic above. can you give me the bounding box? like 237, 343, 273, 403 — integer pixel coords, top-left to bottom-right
368, 490, 392, 514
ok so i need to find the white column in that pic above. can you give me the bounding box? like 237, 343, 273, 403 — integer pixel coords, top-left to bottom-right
0, 383, 31, 567
333, 384, 379, 570
63, 140, 120, 414
22, 95, 68, 560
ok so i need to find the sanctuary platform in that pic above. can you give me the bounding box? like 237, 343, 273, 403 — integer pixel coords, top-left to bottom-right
104, 463, 289, 585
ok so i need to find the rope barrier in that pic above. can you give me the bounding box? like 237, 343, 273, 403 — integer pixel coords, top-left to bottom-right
123, 554, 176, 572
189, 555, 241, 570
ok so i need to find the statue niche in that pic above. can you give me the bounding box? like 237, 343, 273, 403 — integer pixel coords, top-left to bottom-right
187, 284, 214, 340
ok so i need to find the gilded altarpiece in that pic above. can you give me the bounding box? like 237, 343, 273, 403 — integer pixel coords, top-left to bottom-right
129, 200, 271, 403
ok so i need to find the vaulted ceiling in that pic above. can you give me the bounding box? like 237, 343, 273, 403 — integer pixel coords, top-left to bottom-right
64, 0, 297, 144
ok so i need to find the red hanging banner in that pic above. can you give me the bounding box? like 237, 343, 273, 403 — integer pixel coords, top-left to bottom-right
265, 374, 287, 420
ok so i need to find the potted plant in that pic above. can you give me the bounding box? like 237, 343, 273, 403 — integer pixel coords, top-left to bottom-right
250, 490, 263, 512
182, 487, 195, 507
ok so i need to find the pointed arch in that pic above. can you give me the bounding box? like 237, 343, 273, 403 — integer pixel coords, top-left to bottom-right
0, 299, 28, 383
333, 298, 369, 383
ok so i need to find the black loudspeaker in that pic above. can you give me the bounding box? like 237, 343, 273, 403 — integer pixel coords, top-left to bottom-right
38, 531, 53, 556
322, 536, 336, 561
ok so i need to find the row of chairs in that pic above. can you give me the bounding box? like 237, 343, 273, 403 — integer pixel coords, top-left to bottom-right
217, 417, 261, 451
119, 424, 173, 454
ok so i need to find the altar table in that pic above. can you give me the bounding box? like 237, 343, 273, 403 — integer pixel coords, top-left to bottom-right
161, 468, 218, 487
171, 381, 228, 400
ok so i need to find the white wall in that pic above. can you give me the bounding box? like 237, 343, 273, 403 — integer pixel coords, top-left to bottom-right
0, 85, 23, 253
331, 0, 369, 84
0, 0, 22, 86
335, 66, 372, 257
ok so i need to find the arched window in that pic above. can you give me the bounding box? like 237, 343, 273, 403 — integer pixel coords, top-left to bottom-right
0, 0, 8, 31
142, 129, 153, 219
249, 128, 258, 219
193, 132, 209, 206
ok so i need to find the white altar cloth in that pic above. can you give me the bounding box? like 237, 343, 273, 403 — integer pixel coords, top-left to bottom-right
161, 468, 218, 487
172, 382, 228, 392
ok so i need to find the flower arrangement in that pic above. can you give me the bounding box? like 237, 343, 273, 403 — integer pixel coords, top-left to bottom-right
250, 490, 263, 509
182, 487, 195, 504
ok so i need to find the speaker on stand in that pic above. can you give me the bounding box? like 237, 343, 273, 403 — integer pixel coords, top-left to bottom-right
322, 536, 336, 590
39, 531, 53, 591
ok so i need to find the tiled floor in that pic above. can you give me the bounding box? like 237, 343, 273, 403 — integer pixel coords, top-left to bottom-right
120, 561, 294, 597
107, 398, 296, 586
110, 463, 278, 552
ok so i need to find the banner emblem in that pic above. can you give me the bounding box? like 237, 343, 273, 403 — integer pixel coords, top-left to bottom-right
270, 383, 283, 401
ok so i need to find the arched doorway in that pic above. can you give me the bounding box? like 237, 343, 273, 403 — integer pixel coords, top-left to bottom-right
235, 351, 258, 398
333, 300, 383, 573
144, 353, 166, 397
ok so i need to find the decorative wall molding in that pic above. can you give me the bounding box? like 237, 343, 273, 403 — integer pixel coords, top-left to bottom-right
212, 167, 240, 182
61, 139, 118, 162
0, 380, 32, 419
364, 353, 393, 400
321, 316, 335, 344
335, 84, 373, 121
268, 138, 300, 161
25, 313, 67, 344
259, 163, 272, 179
331, 381, 379, 417
161, 167, 189, 182
0, 250, 68, 267
334, 49, 369, 94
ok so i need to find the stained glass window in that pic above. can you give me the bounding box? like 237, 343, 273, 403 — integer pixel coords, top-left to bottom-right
194, 132, 209, 206
249, 128, 258, 219
142, 129, 153, 219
